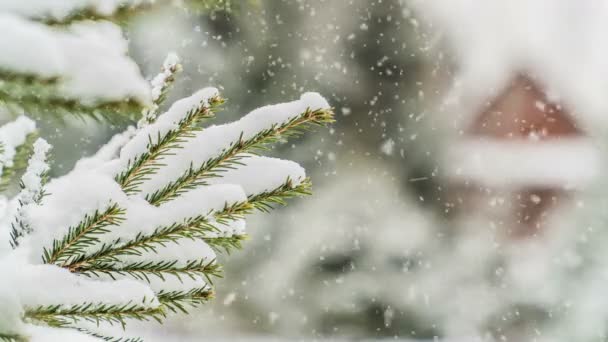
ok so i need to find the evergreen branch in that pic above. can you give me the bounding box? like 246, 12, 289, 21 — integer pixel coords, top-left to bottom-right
42, 204, 125, 266
64, 213, 225, 270
0, 70, 144, 122
73, 258, 222, 285
0, 333, 27, 342
151, 61, 181, 110
75, 328, 143, 342
200, 179, 312, 250
0, 132, 38, 192
116, 96, 224, 195
8, 223, 23, 251
139, 53, 183, 127
24, 300, 164, 329
65, 178, 310, 270
42, 0, 239, 25
204, 234, 247, 254
247, 177, 312, 213
212, 178, 313, 220
43, 2, 156, 25
146, 108, 334, 205
157, 287, 213, 314
10, 138, 52, 249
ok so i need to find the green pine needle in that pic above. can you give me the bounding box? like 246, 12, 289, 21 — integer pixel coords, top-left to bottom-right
0, 333, 27, 342
43, 2, 155, 25
157, 287, 213, 314
0, 70, 145, 123
0, 132, 38, 193
204, 234, 247, 254
75, 329, 144, 342
42, 0, 240, 26
24, 88, 331, 339
247, 177, 312, 213
116, 96, 224, 195
74, 258, 222, 285
24, 300, 164, 329
63, 213, 221, 272
146, 108, 333, 206
42, 203, 125, 266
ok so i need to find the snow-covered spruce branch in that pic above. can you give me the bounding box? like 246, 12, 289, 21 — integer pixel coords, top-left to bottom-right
0, 333, 26, 342
0, 11, 148, 121
0, 83, 333, 339
117, 93, 224, 195
0, 1, 240, 122
24, 300, 165, 329
9, 138, 51, 248
62, 215, 222, 271
0, 72, 145, 122
2, 1, 238, 26
62, 177, 312, 272
41, 204, 126, 266
73, 259, 222, 286
0, 2, 262, 128
155, 286, 214, 314
144, 107, 333, 206
75, 328, 144, 342
0, 133, 38, 192
139, 53, 183, 127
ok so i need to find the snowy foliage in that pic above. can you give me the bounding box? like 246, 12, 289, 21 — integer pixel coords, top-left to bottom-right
0, 82, 332, 341
0, 0, 235, 121
0, 1, 333, 341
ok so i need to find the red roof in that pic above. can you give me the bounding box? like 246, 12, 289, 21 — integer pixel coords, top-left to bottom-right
468, 75, 583, 140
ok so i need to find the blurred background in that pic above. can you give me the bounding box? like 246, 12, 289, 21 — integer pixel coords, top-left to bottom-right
30, 1, 608, 341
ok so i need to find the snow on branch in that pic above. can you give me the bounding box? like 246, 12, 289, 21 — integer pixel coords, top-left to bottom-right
137, 93, 332, 205
0, 82, 333, 339
9, 138, 51, 248
0, 116, 37, 191
0, 0, 238, 25
0, 14, 150, 120
138, 52, 183, 128
117, 87, 222, 195
0, 1, 244, 123
0, 1, 153, 24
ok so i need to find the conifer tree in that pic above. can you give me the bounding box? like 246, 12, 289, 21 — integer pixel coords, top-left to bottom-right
0, 2, 333, 341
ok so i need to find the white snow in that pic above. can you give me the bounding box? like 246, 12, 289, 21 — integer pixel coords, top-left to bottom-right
208, 155, 307, 195
0, 89, 329, 339
10, 138, 52, 242
0, 116, 37, 171
150, 52, 181, 103
0, 14, 150, 105
88, 184, 247, 252
0, 251, 158, 309
23, 170, 127, 263
74, 127, 137, 171
0, 0, 332, 338
57, 20, 151, 105
120, 87, 220, 166
139, 52, 183, 127
18, 139, 51, 204
205, 218, 246, 238
133, 92, 327, 200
